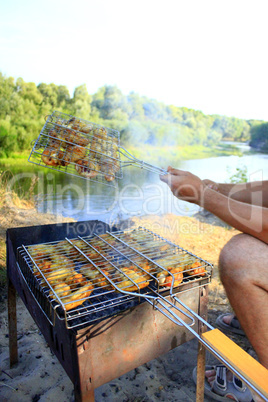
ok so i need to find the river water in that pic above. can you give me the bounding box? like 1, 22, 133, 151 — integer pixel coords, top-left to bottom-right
3, 143, 268, 224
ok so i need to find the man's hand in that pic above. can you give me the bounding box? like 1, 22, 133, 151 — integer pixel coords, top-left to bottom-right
160, 166, 205, 205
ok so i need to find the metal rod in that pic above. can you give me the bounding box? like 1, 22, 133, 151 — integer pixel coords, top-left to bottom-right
172, 296, 214, 331
148, 296, 195, 326
119, 146, 168, 175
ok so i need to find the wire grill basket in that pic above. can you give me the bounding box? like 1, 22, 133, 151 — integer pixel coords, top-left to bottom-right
17, 227, 212, 329
28, 111, 167, 186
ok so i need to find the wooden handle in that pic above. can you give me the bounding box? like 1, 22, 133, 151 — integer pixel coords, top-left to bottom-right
201, 329, 268, 398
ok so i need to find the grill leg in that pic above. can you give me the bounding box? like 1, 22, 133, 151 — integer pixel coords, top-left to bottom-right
8, 278, 18, 367
195, 285, 208, 402
196, 342, 206, 402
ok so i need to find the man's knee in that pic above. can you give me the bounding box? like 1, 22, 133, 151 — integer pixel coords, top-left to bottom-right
219, 234, 252, 285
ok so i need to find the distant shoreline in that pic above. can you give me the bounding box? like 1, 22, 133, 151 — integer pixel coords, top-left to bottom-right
0, 143, 249, 169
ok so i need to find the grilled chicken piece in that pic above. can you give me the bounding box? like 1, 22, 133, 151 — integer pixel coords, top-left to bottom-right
45, 267, 77, 285
114, 267, 149, 292
184, 260, 206, 276
64, 145, 87, 163
57, 239, 92, 261
64, 283, 94, 311
82, 263, 111, 288
49, 282, 71, 298
156, 267, 183, 287
75, 157, 100, 178
100, 157, 120, 182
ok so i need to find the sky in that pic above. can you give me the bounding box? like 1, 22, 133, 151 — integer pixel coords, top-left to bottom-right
1, 0, 268, 121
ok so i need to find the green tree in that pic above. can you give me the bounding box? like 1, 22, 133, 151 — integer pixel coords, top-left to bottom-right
127, 92, 145, 120
250, 122, 268, 151
71, 84, 92, 119
92, 85, 129, 120
16, 79, 43, 104
0, 125, 17, 156
168, 105, 184, 123
0, 73, 16, 118
37, 83, 58, 108
0, 71, 265, 156
57, 85, 70, 107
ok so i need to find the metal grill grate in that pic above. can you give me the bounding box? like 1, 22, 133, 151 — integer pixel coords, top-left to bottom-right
17, 227, 212, 329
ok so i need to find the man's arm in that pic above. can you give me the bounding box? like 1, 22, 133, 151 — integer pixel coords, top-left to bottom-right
203, 180, 268, 207
161, 168, 268, 244
201, 187, 268, 243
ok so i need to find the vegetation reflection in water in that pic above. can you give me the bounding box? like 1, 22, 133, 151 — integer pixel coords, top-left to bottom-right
1, 160, 194, 222
34, 166, 188, 222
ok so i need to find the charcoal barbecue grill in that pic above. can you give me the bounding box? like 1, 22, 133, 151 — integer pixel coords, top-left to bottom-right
7, 221, 268, 401
28, 111, 167, 187
7, 220, 211, 401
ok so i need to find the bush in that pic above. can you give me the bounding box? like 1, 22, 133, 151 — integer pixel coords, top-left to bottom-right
0, 125, 17, 156
227, 165, 248, 183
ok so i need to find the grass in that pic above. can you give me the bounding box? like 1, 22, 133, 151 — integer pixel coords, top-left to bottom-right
125, 143, 243, 166
0, 169, 38, 208
0, 238, 6, 286
0, 170, 38, 286
0, 150, 31, 166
